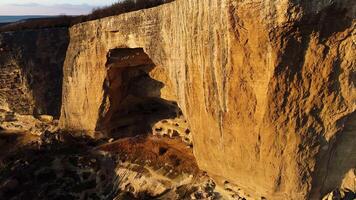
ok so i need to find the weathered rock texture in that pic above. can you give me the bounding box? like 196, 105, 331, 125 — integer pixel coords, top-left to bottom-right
59, 0, 355, 199
0, 29, 68, 117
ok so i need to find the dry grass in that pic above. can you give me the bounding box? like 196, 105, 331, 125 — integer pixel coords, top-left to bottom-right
83, 0, 174, 22
0, 16, 73, 32
0, 0, 174, 32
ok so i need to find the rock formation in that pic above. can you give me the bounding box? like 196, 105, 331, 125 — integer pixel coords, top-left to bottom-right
0, 29, 68, 117
58, 0, 356, 199
58, 0, 355, 199
0, 0, 355, 199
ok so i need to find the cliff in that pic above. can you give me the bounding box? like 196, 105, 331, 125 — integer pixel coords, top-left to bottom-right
58, 0, 356, 199
0, 0, 354, 199
0, 28, 69, 117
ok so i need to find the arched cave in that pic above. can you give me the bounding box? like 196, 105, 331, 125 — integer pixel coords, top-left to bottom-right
100, 48, 190, 143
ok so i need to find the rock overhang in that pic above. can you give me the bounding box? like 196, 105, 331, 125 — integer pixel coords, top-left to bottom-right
58, 0, 356, 199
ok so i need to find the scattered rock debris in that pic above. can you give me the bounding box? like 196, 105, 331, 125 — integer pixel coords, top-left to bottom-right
1, 109, 354, 200
152, 116, 193, 147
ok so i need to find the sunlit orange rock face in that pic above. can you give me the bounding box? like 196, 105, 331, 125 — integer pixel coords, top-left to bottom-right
59, 0, 355, 199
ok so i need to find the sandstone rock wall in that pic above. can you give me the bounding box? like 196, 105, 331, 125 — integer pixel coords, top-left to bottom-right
0, 29, 69, 117
59, 0, 356, 199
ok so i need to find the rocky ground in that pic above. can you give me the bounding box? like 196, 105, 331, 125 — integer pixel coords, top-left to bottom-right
0, 109, 228, 200
0, 130, 222, 200
0, 110, 355, 200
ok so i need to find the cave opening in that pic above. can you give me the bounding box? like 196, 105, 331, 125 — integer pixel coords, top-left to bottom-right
101, 48, 183, 139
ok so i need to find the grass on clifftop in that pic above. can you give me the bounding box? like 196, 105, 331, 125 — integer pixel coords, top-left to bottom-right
0, 0, 174, 32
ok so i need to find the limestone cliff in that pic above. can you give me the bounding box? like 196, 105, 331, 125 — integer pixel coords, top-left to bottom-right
0, 29, 68, 117
57, 0, 355, 199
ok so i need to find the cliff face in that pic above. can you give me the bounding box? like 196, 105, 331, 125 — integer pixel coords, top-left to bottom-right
59, 0, 355, 199
0, 29, 68, 117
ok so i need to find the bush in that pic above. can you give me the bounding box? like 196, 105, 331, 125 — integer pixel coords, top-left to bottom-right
85, 0, 174, 21
0, 0, 174, 32
0, 16, 73, 32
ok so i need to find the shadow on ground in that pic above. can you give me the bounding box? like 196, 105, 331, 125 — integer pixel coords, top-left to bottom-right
0, 131, 159, 200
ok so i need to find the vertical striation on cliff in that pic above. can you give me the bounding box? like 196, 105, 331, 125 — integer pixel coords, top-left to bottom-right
59, 0, 355, 199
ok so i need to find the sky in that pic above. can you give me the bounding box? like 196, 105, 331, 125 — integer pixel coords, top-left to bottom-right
0, 0, 119, 15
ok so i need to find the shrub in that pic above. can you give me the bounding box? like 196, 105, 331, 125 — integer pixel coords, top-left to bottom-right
0, 16, 73, 32
86, 0, 173, 21
0, 0, 174, 32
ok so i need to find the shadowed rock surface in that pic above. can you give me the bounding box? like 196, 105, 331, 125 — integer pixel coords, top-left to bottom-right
0, 129, 224, 200
0, 28, 69, 117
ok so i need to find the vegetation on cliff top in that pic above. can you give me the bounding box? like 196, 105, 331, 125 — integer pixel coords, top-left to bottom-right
0, 0, 174, 33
